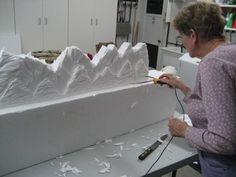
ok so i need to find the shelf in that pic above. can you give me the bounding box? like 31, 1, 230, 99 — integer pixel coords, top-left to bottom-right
218, 4, 236, 8
224, 27, 236, 31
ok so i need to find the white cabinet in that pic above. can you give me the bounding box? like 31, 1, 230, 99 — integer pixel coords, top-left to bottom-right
69, 0, 117, 54
43, 0, 68, 50
0, 0, 15, 34
15, 0, 43, 52
15, 0, 68, 53
142, 14, 163, 46
93, 0, 117, 47
142, 0, 168, 46
69, 0, 94, 54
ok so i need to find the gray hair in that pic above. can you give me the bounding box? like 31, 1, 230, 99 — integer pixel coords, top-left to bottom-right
172, 1, 226, 41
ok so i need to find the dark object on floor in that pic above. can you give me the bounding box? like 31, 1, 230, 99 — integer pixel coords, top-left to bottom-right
31, 50, 61, 64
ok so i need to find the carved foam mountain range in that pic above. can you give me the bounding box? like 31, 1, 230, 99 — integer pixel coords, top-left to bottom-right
0, 42, 149, 109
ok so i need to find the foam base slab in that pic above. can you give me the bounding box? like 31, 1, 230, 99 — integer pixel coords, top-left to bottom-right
0, 83, 176, 176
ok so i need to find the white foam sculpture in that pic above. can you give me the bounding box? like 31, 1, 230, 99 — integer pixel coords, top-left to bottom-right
0, 43, 177, 176
0, 42, 148, 108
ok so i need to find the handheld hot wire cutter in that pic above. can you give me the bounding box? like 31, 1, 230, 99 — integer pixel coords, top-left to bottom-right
132, 76, 168, 85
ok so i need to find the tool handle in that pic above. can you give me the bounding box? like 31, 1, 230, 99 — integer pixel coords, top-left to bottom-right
138, 147, 153, 160
156, 80, 167, 85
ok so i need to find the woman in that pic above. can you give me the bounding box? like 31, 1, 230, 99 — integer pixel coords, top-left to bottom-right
159, 2, 236, 177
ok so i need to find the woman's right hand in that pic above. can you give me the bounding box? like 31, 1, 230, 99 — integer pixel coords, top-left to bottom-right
158, 73, 182, 88
158, 73, 191, 95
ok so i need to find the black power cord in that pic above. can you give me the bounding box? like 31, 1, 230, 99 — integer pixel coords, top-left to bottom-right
143, 87, 185, 176
144, 136, 174, 176
174, 87, 185, 121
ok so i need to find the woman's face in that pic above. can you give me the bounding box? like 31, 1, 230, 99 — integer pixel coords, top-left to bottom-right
179, 30, 198, 58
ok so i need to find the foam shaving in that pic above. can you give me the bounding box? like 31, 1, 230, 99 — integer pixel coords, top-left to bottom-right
0, 42, 148, 108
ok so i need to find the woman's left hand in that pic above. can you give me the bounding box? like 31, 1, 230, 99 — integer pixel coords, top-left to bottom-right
168, 117, 188, 137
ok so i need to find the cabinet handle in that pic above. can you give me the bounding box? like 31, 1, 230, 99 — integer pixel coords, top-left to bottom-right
38, 18, 41, 25
152, 16, 155, 24
90, 18, 93, 25
44, 18, 48, 25
96, 19, 98, 26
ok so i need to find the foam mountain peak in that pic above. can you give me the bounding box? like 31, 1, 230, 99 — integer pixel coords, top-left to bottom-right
0, 42, 149, 109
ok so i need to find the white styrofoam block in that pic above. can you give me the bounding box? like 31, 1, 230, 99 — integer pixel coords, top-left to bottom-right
0, 83, 176, 176
176, 53, 200, 113
0, 42, 148, 109
178, 53, 200, 89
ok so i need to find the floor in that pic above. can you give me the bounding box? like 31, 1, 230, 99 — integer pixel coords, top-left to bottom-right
163, 165, 202, 177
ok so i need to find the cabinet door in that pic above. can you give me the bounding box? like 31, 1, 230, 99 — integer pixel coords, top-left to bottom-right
15, 0, 43, 53
69, 0, 94, 54
0, 0, 15, 34
43, 0, 68, 50
93, 0, 117, 46
142, 15, 163, 46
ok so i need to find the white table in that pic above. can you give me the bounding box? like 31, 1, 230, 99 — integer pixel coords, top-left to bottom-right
3, 119, 198, 177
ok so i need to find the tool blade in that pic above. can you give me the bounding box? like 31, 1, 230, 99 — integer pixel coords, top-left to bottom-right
130, 80, 153, 84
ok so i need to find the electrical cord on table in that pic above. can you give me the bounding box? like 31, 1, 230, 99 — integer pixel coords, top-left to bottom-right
143, 87, 185, 176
